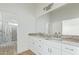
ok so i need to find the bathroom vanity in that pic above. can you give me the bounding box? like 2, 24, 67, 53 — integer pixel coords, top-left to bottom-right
30, 3, 79, 55
28, 35, 79, 55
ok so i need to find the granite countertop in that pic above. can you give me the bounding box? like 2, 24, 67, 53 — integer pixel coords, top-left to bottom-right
28, 34, 79, 43
63, 38, 79, 43
28, 33, 79, 47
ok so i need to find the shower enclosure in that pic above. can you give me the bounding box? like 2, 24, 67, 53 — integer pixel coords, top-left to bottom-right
0, 11, 17, 55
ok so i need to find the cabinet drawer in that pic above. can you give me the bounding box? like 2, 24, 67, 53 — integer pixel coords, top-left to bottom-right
62, 44, 77, 54
62, 51, 73, 55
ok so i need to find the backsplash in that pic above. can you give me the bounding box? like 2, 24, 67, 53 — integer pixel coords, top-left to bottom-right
62, 35, 79, 40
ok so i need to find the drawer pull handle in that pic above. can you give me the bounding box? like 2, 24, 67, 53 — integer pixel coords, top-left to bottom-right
39, 45, 41, 48
65, 48, 74, 51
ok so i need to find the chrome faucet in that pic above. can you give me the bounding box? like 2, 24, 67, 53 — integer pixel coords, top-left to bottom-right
54, 32, 62, 38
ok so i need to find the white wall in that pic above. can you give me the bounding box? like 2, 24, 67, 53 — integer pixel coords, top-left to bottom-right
0, 3, 36, 53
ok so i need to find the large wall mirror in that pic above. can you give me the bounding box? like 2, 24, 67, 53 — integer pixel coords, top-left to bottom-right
62, 18, 79, 35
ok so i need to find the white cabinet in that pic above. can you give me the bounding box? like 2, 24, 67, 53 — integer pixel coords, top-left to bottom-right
28, 36, 79, 55
29, 37, 39, 54
62, 43, 79, 55
29, 36, 62, 55
28, 36, 50, 55
36, 3, 66, 17
33, 38, 50, 55
47, 40, 62, 55
36, 3, 50, 17
36, 38, 62, 55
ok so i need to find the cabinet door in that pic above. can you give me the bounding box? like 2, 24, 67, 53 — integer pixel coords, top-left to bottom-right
37, 39, 61, 55
48, 45, 61, 55
39, 40, 50, 55
47, 40, 62, 55
31, 38, 39, 54
32, 39, 50, 55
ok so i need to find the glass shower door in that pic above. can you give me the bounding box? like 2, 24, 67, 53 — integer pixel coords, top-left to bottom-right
0, 12, 3, 44
0, 11, 17, 55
